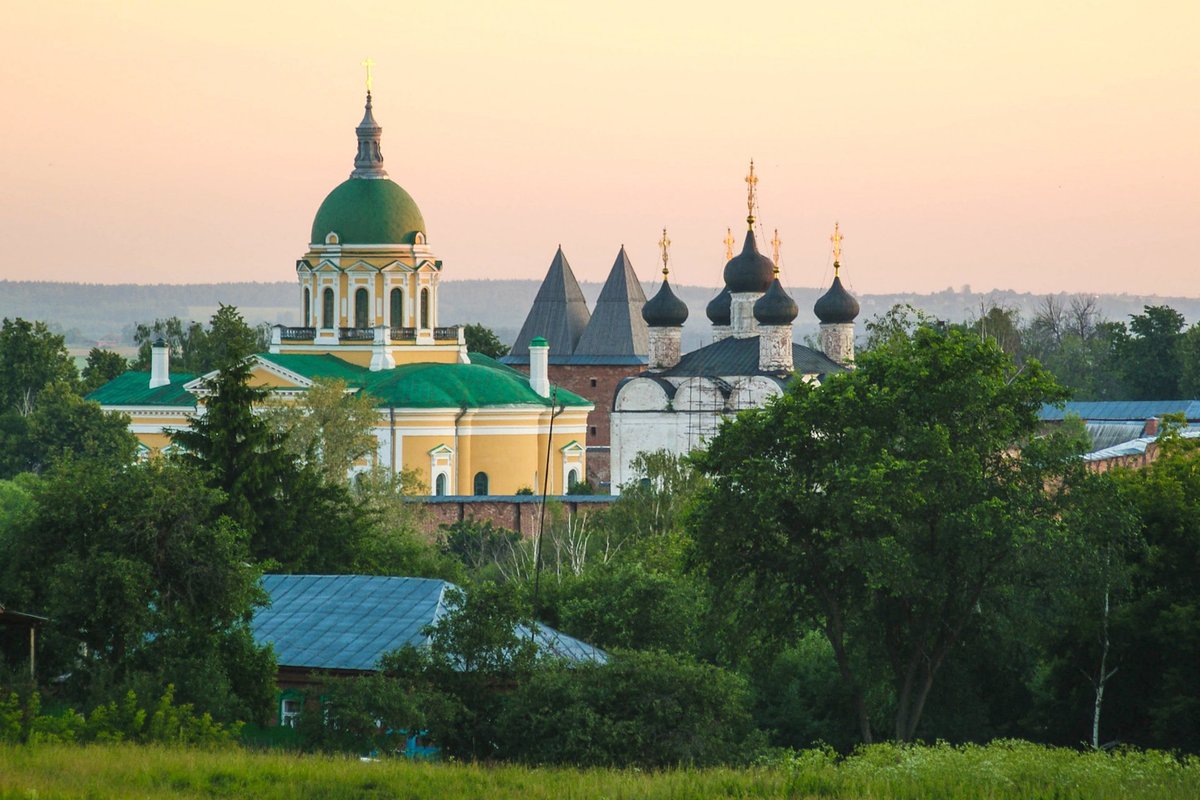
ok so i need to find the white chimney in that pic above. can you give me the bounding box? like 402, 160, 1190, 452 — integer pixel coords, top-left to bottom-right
528, 337, 550, 397
149, 338, 170, 388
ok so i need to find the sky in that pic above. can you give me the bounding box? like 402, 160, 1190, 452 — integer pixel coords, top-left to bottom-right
0, 1, 1196, 296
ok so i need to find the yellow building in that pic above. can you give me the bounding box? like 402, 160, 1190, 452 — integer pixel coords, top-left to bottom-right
90, 90, 592, 496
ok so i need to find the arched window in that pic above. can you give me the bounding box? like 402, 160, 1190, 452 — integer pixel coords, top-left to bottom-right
420, 288, 430, 329
434, 473, 447, 496
390, 287, 404, 327
321, 288, 335, 329
303, 287, 311, 325
567, 468, 580, 490
354, 288, 369, 329
473, 472, 489, 496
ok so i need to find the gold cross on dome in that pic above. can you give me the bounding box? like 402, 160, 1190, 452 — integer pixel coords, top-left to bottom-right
771, 229, 781, 275
658, 228, 671, 277
723, 227, 735, 261
362, 58, 377, 93
830, 222, 844, 274
745, 159, 758, 225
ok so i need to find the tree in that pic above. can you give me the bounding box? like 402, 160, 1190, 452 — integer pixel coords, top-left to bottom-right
690, 326, 1075, 743
1118, 305, 1185, 399
0, 318, 77, 415
860, 303, 938, 354
0, 458, 273, 722
80, 348, 129, 394
266, 378, 379, 484
132, 307, 270, 374
463, 323, 510, 359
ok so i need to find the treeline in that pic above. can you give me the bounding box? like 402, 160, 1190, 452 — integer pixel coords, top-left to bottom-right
2, 307, 1199, 766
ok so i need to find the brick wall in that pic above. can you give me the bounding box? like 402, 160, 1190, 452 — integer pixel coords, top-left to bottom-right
418, 495, 619, 538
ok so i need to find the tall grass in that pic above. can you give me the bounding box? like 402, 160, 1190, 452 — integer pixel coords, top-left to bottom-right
0, 740, 1197, 799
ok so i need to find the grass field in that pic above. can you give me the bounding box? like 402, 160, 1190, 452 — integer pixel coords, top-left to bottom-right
0, 741, 1197, 799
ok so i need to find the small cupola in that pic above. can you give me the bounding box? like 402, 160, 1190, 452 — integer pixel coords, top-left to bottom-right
706, 287, 732, 326
721, 161, 775, 294
813, 224, 860, 325
754, 229, 797, 325
643, 230, 689, 328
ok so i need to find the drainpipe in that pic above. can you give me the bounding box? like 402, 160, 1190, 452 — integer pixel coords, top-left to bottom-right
453, 405, 468, 494
389, 407, 397, 474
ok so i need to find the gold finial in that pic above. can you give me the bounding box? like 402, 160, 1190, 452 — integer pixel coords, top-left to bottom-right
745, 159, 758, 228
723, 227, 735, 261
830, 221, 844, 276
771, 228, 781, 275
658, 228, 671, 277
361, 58, 377, 93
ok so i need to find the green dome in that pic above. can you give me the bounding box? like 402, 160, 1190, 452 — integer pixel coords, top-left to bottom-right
310, 178, 426, 245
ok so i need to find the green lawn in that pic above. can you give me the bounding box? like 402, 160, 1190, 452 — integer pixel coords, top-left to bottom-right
0, 741, 1196, 799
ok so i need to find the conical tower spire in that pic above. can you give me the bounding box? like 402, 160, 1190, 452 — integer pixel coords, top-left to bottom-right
350, 89, 388, 179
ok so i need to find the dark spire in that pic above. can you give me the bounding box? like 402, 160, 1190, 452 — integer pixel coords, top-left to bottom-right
350, 92, 388, 179
506, 246, 592, 363
575, 246, 649, 358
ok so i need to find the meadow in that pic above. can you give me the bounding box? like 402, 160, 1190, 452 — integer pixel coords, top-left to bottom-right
0, 741, 1196, 800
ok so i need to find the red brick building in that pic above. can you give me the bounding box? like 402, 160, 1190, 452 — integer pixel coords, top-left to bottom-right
503, 246, 648, 491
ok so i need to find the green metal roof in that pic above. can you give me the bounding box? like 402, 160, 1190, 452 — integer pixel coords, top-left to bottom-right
89, 352, 590, 411
310, 178, 425, 245
257, 352, 591, 409
85, 371, 198, 406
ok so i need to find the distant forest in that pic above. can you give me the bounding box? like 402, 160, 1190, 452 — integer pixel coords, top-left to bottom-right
4, 278, 1200, 353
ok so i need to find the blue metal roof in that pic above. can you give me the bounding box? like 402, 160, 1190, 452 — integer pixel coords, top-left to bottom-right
1083, 428, 1200, 462
253, 575, 605, 672
1040, 400, 1200, 422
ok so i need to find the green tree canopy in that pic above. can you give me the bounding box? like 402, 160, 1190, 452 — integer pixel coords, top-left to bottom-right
463, 323, 510, 359
0, 318, 77, 415
690, 326, 1076, 744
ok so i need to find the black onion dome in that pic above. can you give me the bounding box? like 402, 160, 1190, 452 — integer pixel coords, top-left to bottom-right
722, 230, 775, 293
706, 287, 732, 325
813, 275, 860, 324
643, 278, 689, 327
754, 278, 798, 325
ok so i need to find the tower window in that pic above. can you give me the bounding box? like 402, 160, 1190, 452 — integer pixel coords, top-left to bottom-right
390, 287, 404, 327
354, 288, 369, 329
590, 426, 597, 437
420, 288, 430, 329
303, 288, 311, 325
590, 378, 598, 388
321, 288, 335, 329
473, 472, 489, 496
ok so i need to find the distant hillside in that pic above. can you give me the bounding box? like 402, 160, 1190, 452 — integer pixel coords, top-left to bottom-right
4, 279, 1200, 351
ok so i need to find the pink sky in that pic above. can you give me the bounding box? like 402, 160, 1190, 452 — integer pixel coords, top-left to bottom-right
1, 1, 1196, 295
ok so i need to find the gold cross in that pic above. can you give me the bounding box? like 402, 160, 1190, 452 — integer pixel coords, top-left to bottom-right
830, 222, 844, 275
362, 58, 376, 93
723, 227, 735, 261
745, 159, 758, 226
658, 228, 671, 277
771, 229, 781, 275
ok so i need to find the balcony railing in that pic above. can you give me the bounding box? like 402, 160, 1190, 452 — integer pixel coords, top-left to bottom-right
279, 326, 316, 340
390, 327, 417, 341
338, 327, 374, 342
434, 326, 461, 340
